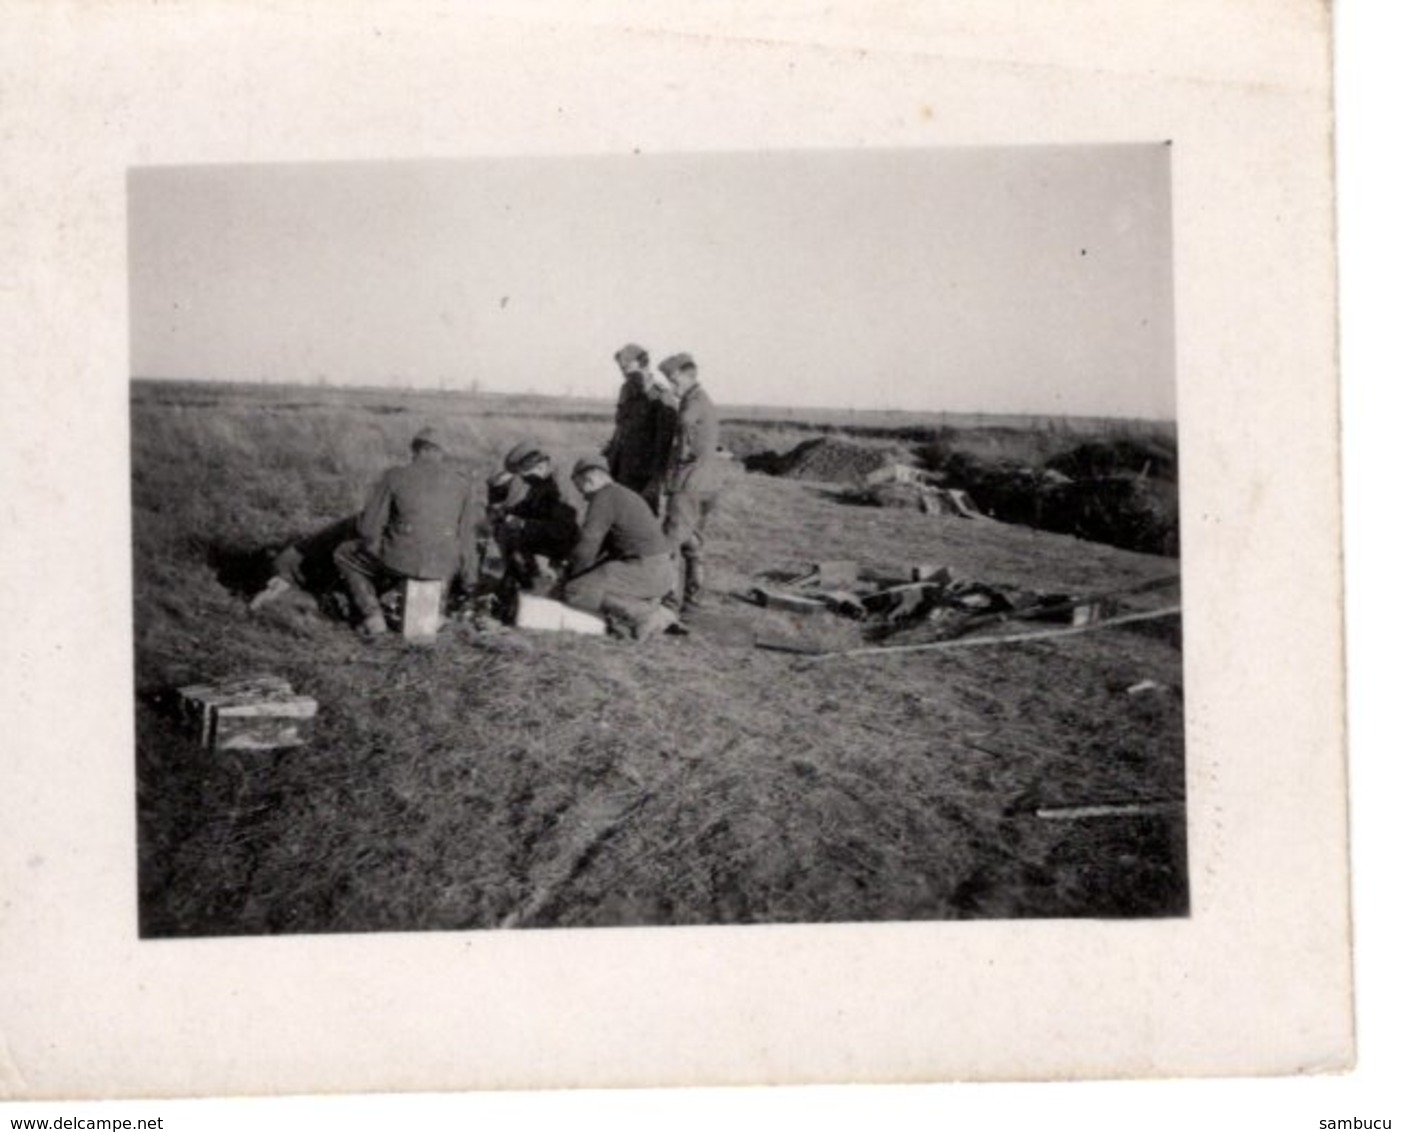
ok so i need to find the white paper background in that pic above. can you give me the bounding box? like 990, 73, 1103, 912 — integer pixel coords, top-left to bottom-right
0, 0, 1371, 1115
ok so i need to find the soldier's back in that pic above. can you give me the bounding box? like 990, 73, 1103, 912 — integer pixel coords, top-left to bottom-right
380, 461, 473, 578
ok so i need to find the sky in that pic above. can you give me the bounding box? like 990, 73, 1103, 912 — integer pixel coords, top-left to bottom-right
128, 146, 1176, 418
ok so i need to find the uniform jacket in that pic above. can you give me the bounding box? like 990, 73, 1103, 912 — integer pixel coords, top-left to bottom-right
569, 481, 671, 575
667, 383, 721, 495
358, 458, 476, 580
506, 473, 580, 559
604, 374, 677, 489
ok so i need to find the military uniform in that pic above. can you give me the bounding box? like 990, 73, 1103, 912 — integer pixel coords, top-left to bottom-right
334, 455, 478, 627
500, 473, 579, 560
562, 481, 674, 612
272, 514, 360, 592
603, 374, 677, 512
495, 471, 580, 588
663, 380, 722, 607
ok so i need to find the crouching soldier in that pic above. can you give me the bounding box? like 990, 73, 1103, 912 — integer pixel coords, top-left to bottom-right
334, 427, 478, 638
562, 454, 677, 639
658, 352, 721, 612
248, 513, 360, 614
491, 441, 580, 591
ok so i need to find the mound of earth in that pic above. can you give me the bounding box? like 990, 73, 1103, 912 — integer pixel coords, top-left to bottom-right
719, 426, 779, 461
749, 436, 915, 483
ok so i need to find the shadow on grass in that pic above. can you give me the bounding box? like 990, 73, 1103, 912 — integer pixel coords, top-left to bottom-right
206, 541, 276, 601
740, 450, 789, 475
207, 516, 360, 603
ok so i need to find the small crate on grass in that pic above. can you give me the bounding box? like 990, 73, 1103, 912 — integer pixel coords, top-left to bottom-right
178, 674, 291, 746
177, 675, 317, 752
210, 694, 318, 751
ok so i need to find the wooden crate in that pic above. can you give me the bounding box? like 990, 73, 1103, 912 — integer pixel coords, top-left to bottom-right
211, 694, 318, 751
178, 675, 293, 747
176, 676, 316, 751
401, 578, 444, 643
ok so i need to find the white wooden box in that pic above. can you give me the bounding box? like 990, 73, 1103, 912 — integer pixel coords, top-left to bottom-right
401, 578, 444, 643
514, 594, 607, 635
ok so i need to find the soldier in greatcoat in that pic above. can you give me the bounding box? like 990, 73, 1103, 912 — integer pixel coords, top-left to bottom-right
601, 343, 677, 515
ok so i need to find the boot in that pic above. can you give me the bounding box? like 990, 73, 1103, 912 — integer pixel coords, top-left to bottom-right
248, 574, 292, 612
600, 596, 677, 641
682, 558, 709, 610
634, 604, 679, 642
359, 611, 388, 639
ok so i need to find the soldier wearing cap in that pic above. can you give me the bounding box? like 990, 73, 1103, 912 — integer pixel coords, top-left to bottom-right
490, 441, 580, 589
657, 353, 721, 610
561, 454, 675, 621
601, 342, 677, 515
334, 427, 479, 637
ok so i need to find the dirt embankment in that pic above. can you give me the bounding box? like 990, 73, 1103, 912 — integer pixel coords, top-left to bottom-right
944, 440, 1178, 556
736, 435, 916, 482
740, 430, 1179, 557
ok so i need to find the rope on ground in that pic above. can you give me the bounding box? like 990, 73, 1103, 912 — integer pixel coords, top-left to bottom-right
799, 605, 1183, 662
1031, 800, 1183, 820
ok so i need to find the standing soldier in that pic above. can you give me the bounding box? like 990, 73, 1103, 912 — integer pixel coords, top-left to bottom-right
333, 427, 478, 638
601, 342, 677, 515
658, 353, 721, 612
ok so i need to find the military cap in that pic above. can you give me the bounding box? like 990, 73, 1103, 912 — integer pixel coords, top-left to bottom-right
411, 426, 444, 450
614, 343, 648, 366
571, 453, 610, 478
658, 352, 696, 376
504, 440, 546, 473
486, 470, 516, 506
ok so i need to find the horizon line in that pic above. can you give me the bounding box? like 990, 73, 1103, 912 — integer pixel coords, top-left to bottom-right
129, 375, 1177, 427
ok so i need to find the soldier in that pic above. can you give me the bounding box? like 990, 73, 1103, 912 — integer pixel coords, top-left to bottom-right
601, 342, 677, 514
490, 440, 580, 591
245, 514, 361, 614
658, 353, 722, 611
333, 427, 478, 638
562, 454, 676, 638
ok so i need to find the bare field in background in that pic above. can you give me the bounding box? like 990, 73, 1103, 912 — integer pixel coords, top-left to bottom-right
132, 379, 1186, 935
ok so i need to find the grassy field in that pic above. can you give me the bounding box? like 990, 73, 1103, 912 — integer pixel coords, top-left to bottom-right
132, 379, 1186, 936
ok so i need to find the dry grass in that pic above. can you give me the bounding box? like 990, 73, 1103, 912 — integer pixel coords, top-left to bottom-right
133, 380, 1186, 936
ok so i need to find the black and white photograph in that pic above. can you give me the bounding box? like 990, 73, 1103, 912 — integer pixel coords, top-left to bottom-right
129, 147, 1184, 937
1, 0, 1359, 1107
